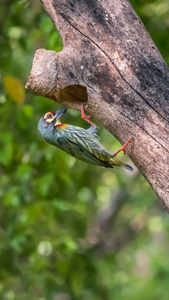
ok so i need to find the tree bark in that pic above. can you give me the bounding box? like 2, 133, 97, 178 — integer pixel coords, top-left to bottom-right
26, 0, 169, 211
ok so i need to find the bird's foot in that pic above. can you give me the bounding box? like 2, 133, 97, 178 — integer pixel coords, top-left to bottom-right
81, 104, 98, 129
113, 138, 132, 157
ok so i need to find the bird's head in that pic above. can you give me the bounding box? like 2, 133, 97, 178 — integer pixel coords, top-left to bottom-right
39, 108, 67, 129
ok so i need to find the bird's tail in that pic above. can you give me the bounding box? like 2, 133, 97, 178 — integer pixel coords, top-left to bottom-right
109, 156, 133, 172
121, 163, 133, 172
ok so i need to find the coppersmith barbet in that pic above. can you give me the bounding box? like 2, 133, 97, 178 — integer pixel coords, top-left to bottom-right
38, 105, 133, 171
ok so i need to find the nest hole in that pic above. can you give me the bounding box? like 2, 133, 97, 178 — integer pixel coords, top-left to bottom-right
56, 84, 88, 104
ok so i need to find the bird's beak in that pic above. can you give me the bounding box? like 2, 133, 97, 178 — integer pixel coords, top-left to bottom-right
54, 108, 67, 121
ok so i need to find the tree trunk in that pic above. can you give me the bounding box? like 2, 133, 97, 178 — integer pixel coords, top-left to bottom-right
26, 0, 169, 211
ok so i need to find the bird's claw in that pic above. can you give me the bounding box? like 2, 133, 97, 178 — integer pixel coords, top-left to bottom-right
84, 115, 92, 122
83, 103, 88, 109
113, 138, 132, 157
81, 104, 97, 128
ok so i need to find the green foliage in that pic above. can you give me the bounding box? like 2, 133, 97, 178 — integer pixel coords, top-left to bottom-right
0, 1, 169, 299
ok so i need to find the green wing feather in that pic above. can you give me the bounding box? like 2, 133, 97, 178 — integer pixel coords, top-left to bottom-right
56, 126, 124, 168
57, 136, 108, 166
52, 125, 133, 170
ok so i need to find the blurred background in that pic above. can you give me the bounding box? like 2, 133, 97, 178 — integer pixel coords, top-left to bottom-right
0, 0, 169, 299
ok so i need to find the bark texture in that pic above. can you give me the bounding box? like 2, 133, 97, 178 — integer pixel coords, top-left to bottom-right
26, 0, 169, 211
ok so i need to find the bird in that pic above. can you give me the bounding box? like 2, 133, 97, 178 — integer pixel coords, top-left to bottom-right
38, 105, 133, 171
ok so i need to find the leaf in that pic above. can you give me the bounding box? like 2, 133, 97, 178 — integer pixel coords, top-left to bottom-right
3, 75, 25, 104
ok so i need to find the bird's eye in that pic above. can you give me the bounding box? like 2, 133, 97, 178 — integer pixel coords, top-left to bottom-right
44, 112, 54, 120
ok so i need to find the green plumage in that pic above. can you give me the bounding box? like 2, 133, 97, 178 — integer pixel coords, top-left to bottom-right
38, 109, 133, 171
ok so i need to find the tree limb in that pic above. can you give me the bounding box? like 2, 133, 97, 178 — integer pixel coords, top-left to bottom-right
26, 0, 169, 211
